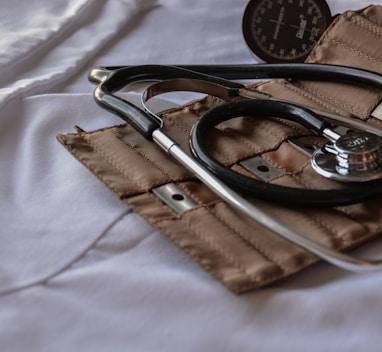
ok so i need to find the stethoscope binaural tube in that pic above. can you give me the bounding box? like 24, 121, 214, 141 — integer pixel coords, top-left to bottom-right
92, 64, 382, 207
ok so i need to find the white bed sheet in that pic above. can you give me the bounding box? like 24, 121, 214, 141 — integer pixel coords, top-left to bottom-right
1, 0, 382, 351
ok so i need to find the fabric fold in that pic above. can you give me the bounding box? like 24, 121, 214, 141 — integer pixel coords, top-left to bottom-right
0, 0, 157, 110
0, 0, 157, 294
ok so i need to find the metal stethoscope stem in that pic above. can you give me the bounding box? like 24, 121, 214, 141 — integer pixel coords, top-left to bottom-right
152, 127, 382, 273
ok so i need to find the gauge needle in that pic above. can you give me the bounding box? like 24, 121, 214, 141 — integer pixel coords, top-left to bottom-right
289, 24, 312, 33
269, 19, 285, 26
270, 20, 313, 33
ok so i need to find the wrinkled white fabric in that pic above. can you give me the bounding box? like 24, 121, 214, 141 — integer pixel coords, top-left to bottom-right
0, 0, 156, 293
1, 0, 382, 351
0, 0, 156, 107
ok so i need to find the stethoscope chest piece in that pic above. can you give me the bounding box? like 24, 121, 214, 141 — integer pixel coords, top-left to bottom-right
312, 131, 382, 182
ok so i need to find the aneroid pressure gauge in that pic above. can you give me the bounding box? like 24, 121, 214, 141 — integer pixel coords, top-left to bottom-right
242, 0, 333, 63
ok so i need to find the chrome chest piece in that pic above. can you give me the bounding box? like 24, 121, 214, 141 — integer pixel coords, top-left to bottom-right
312, 131, 382, 182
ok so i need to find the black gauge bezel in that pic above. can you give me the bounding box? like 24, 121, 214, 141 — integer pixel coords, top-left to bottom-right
242, 0, 332, 63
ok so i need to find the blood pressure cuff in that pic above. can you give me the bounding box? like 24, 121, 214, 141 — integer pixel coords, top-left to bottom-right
58, 5, 382, 294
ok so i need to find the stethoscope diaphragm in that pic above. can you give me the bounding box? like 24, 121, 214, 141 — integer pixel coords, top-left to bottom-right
312, 131, 382, 182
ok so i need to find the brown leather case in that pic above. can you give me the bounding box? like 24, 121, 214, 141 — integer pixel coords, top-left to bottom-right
58, 6, 382, 293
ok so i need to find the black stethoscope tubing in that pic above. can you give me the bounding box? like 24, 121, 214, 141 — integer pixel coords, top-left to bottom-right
91, 63, 382, 207
191, 98, 382, 206
97, 63, 382, 94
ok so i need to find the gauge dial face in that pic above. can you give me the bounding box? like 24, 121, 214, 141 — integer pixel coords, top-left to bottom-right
243, 0, 332, 63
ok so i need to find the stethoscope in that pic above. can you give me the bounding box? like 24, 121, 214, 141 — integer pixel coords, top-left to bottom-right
89, 63, 382, 272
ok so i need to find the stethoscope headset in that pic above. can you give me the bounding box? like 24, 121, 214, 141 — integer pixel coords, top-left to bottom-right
90, 63, 382, 207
